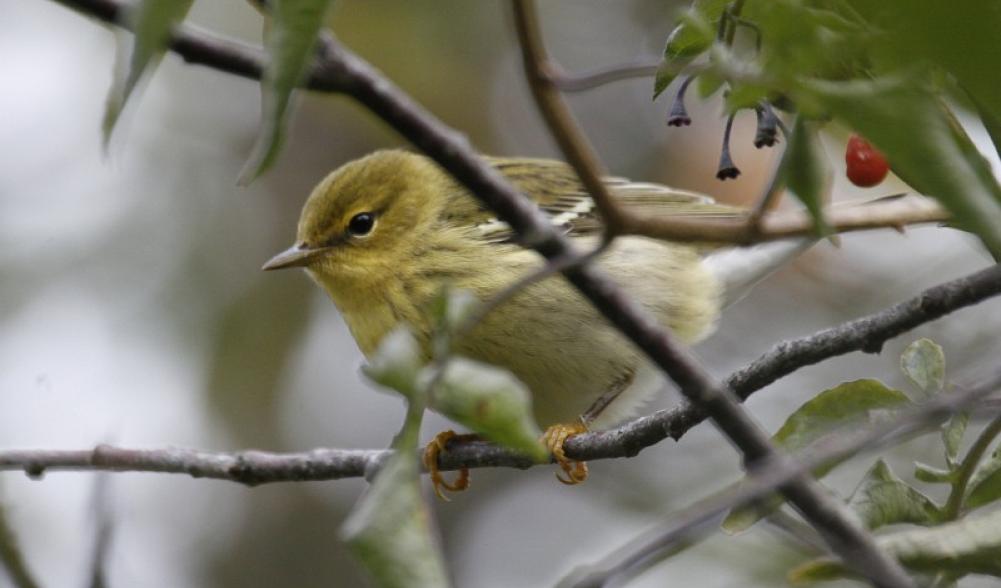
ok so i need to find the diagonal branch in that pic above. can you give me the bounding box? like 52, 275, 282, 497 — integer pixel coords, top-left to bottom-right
510, 2, 908, 585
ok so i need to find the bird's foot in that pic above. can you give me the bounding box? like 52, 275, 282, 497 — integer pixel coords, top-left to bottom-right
422, 430, 476, 500
542, 420, 589, 485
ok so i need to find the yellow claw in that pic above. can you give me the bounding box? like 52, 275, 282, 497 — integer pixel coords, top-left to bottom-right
422, 430, 472, 501
542, 421, 589, 485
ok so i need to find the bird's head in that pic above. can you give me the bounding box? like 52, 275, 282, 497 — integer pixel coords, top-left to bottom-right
263, 150, 451, 291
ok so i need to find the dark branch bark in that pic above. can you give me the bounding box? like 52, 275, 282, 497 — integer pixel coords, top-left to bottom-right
7, 262, 996, 482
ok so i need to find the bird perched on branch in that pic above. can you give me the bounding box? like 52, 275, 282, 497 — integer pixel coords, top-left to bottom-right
263, 149, 807, 497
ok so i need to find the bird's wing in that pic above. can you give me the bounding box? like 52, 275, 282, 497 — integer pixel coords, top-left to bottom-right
466, 157, 743, 243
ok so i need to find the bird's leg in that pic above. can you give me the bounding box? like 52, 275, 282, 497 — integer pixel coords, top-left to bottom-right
422, 430, 478, 500
542, 419, 590, 484
542, 373, 635, 485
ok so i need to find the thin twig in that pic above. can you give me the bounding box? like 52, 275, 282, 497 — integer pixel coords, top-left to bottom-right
943, 415, 1001, 519
453, 241, 610, 343
511, 0, 626, 236
549, 59, 660, 92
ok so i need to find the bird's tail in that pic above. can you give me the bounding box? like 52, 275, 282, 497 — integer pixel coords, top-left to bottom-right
704, 239, 815, 309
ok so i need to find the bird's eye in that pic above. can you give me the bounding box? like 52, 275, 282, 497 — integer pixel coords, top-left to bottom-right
347, 212, 375, 236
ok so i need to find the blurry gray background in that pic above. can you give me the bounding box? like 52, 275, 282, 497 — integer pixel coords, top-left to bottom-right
2, 1, 998, 586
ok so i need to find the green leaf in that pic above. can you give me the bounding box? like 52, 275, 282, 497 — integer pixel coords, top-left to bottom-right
773, 379, 910, 453
664, 3, 723, 60
850, 2, 1001, 146
782, 118, 831, 236
239, 0, 335, 184
653, 0, 729, 99
914, 462, 955, 485
965, 447, 1001, 511
341, 406, 450, 588
361, 327, 427, 400
884, 508, 1001, 576
695, 70, 725, 100
103, 0, 195, 142
791, 508, 1001, 581
900, 338, 946, 397
724, 83, 769, 113
429, 287, 480, 337
787, 558, 851, 585
942, 413, 969, 469
849, 460, 942, 530
431, 358, 546, 461
803, 77, 1001, 257
723, 379, 910, 533
653, 60, 683, 101
970, 93, 1001, 164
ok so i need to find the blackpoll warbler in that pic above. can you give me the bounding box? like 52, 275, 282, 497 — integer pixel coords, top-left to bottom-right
264, 150, 804, 496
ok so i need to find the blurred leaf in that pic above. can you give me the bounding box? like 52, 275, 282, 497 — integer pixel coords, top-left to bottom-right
849, 460, 942, 530
342, 407, 450, 588
965, 447, 1001, 511
361, 327, 427, 400
970, 93, 1001, 163
103, 0, 195, 142
724, 83, 769, 113
740, 1, 869, 89
665, 2, 724, 60
782, 118, 831, 236
914, 462, 955, 485
432, 358, 546, 461
428, 287, 479, 337
787, 558, 846, 585
653, 60, 683, 101
239, 0, 335, 184
846, 2, 1001, 138
942, 413, 969, 469
900, 338, 946, 397
803, 77, 1001, 257
653, 0, 728, 99
696, 69, 725, 99
791, 508, 1001, 582
724, 379, 910, 533
882, 508, 1001, 576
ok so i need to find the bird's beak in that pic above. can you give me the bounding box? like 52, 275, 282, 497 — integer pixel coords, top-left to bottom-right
262, 244, 331, 271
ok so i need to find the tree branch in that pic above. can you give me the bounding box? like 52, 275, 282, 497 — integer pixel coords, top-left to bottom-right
511, 0, 626, 236
549, 58, 660, 92
7, 262, 996, 483
51, 0, 949, 246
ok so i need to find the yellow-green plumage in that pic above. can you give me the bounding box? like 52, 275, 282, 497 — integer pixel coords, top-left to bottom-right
283, 150, 728, 428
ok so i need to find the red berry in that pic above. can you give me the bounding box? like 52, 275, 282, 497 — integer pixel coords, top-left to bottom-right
845, 134, 890, 188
